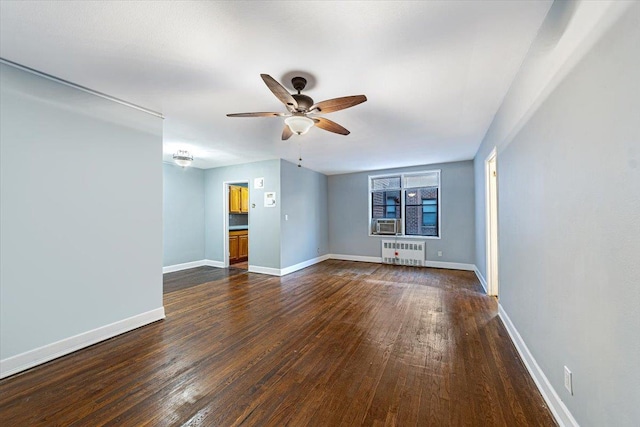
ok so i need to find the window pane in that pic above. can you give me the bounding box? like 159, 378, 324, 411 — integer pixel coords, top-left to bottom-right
371, 176, 401, 191
405, 188, 438, 236
405, 172, 438, 188
372, 190, 400, 219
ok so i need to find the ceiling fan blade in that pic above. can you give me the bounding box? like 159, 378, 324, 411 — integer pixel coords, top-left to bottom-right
310, 95, 367, 113
261, 74, 298, 110
282, 125, 293, 140
313, 117, 350, 135
226, 112, 287, 117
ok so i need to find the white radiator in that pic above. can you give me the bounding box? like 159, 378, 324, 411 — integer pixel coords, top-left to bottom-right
381, 240, 425, 266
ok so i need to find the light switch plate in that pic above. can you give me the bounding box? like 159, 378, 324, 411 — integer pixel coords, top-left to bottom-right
564, 366, 573, 395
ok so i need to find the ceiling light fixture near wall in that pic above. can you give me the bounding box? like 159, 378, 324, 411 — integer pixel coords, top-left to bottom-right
173, 150, 193, 167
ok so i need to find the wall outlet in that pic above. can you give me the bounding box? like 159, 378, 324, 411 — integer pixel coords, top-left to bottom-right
564, 366, 573, 395
285, 214, 288, 221
437, 251, 443, 257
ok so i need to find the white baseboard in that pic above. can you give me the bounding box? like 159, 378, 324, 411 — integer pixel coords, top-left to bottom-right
203, 259, 225, 268
0, 307, 165, 379
473, 266, 488, 294
280, 254, 331, 276
248, 254, 330, 277
163, 260, 205, 273
422, 260, 475, 271
329, 254, 475, 273
498, 304, 578, 427
163, 259, 224, 273
248, 265, 281, 276
329, 254, 382, 263
166, 256, 474, 277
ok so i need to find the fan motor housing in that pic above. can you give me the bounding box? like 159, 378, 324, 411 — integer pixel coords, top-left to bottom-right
293, 94, 314, 111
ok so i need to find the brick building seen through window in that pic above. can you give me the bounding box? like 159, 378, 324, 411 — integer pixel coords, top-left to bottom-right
370, 171, 440, 237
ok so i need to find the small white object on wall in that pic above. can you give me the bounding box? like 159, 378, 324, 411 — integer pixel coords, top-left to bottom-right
254, 177, 264, 189
264, 192, 276, 207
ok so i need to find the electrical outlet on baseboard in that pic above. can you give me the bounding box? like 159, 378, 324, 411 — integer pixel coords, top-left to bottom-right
564, 366, 573, 395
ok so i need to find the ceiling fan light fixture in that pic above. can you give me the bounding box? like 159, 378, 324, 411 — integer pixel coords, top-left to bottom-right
173, 150, 193, 167
285, 115, 314, 135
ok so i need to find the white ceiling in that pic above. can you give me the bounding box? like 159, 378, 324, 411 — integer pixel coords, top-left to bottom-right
0, 1, 552, 175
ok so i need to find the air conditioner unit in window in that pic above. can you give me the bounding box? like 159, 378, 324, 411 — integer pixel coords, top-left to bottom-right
373, 218, 400, 235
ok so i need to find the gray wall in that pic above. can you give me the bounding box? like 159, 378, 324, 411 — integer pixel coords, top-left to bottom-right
328, 160, 475, 264
0, 63, 163, 360
163, 163, 205, 266
473, 5, 640, 426
204, 160, 281, 269
280, 160, 329, 268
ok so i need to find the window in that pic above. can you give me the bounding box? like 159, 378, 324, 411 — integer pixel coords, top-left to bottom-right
371, 177, 401, 220
370, 170, 440, 238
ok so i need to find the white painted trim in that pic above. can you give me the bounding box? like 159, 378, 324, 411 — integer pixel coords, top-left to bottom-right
163, 260, 205, 273
162, 259, 225, 273
223, 180, 250, 268
328, 254, 475, 273
223, 181, 231, 268
485, 147, 499, 297
248, 265, 282, 276
367, 169, 442, 239
203, 259, 225, 268
422, 260, 475, 271
498, 304, 578, 427
330, 254, 383, 263
474, 266, 489, 294
280, 254, 331, 276
0, 307, 165, 379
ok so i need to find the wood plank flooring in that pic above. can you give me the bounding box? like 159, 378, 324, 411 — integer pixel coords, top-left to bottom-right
0, 260, 556, 426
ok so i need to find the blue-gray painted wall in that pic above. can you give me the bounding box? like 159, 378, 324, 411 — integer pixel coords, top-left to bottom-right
280, 159, 329, 268
203, 160, 281, 269
473, 5, 640, 425
0, 63, 163, 360
163, 163, 205, 266
328, 160, 475, 264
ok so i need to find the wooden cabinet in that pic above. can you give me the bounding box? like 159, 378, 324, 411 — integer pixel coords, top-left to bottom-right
229, 234, 240, 263
229, 185, 249, 214
239, 234, 248, 259
240, 187, 249, 213
229, 186, 241, 213
229, 229, 248, 264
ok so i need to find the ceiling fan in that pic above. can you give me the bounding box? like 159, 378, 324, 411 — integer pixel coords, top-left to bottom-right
227, 74, 367, 140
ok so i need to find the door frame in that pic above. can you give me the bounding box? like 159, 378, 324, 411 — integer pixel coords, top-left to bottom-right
484, 147, 499, 297
223, 180, 250, 268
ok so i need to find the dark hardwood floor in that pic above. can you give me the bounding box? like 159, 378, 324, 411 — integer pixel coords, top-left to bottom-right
0, 261, 556, 426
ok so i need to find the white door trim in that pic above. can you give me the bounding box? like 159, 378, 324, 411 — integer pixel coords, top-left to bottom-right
485, 147, 499, 296
222, 182, 231, 267
223, 180, 250, 268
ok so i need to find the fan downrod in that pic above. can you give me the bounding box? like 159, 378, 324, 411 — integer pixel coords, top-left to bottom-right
291, 77, 307, 93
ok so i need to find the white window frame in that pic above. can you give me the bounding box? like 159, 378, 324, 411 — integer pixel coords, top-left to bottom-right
368, 170, 441, 239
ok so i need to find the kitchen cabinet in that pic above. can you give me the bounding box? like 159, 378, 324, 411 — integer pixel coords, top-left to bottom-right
229, 185, 249, 214
229, 233, 239, 263
239, 234, 248, 259
229, 229, 248, 263
241, 187, 249, 213
229, 186, 241, 213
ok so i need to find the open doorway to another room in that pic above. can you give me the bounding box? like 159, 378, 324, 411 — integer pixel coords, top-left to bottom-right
225, 181, 249, 270
485, 148, 499, 297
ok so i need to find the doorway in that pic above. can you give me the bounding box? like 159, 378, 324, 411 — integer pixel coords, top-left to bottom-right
485, 148, 499, 297
225, 181, 249, 270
